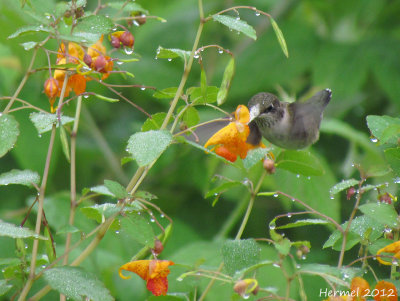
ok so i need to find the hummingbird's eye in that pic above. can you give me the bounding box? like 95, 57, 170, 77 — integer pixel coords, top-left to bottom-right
261, 105, 274, 114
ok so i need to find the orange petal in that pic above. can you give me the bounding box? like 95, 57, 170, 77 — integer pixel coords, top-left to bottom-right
215, 146, 237, 162
374, 280, 397, 301
69, 74, 87, 95
377, 240, 400, 265
119, 260, 150, 280
204, 122, 240, 149
148, 260, 174, 279
351, 277, 370, 299
234, 105, 250, 124
146, 276, 168, 296
88, 35, 106, 58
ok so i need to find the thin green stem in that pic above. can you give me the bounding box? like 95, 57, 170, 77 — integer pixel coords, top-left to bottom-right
18, 125, 57, 301
63, 96, 82, 267
3, 49, 38, 114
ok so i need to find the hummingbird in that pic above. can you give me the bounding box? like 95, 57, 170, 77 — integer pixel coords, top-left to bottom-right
247, 89, 332, 149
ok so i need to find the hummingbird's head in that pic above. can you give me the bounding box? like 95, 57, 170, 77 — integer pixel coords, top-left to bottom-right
248, 92, 284, 128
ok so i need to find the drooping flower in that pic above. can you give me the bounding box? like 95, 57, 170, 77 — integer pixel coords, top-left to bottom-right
119, 260, 174, 296
204, 105, 265, 162
350, 277, 370, 300
374, 280, 397, 301
376, 240, 400, 265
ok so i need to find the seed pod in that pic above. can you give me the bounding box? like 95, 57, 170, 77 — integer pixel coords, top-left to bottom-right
263, 158, 276, 174
83, 53, 92, 66
94, 55, 107, 72
44, 77, 59, 98
152, 239, 164, 255
111, 36, 121, 49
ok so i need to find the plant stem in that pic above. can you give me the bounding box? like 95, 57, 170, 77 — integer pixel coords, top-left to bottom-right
199, 171, 266, 301
18, 125, 57, 301
3, 48, 38, 114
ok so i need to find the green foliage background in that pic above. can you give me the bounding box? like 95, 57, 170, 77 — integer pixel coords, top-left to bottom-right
0, 0, 400, 300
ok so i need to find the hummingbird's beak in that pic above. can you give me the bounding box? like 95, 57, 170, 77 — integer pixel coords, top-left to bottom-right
248, 105, 260, 123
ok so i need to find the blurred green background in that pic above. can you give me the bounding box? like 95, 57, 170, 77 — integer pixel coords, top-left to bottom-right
1, 0, 400, 300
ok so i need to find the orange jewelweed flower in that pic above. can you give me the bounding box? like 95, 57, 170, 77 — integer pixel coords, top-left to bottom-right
376, 240, 400, 265
374, 280, 397, 301
204, 105, 265, 162
119, 260, 174, 296
87, 34, 106, 58
351, 277, 370, 300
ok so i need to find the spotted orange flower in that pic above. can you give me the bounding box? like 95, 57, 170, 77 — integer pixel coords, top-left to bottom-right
119, 260, 174, 296
374, 280, 397, 301
376, 240, 400, 265
351, 277, 370, 300
204, 105, 265, 162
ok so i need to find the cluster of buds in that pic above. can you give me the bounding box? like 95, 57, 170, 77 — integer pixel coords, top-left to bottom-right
233, 278, 259, 298
44, 35, 115, 112
110, 31, 135, 49
378, 192, 396, 204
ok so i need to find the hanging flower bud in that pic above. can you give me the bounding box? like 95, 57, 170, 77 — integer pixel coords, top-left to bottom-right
346, 187, 356, 200
263, 158, 276, 174
152, 239, 164, 255
93, 55, 107, 72
111, 35, 121, 49
120, 31, 134, 48
44, 77, 59, 98
233, 279, 259, 297
83, 53, 92, 66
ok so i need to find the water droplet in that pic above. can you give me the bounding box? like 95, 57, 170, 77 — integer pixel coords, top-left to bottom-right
117, 61, 124, 65
296, 174, 300, 178
218, 49, 223, 54
39, 24, 44, 29
160, 214, 164, 218
83, 94, 89, 99
273, 193, 279, 198
115, 230, 120, 234
342, 272, 349, 279
194, 54, 199, 59
307, 176, 311, 180
272, 263, 280, 268
112, 27, 117, 31
41, 265, 46, 268
301, 255, 306, 260
46, 15, 51, 19
287, 214, 292, 218
370, 137, 378, 143
177, 277, 183, 282
296, 264, 301, 269
1, 269, 4, 273
393, 259, 399, 266
150, 218, 155, 223
133, 20, 140, 27
236, 17, 240, 21
140, 87, 146, 91
90, 26, 94, 30
385, 182, 389, 187
229, 28, 233, 32
236, 31, 240, 35
242, 293, 250, 299
25, 244, 28, 249
124, 47, 133, 55
81, 39, 87, 43
137, 211, 141, 215
394, 177, 400, 184
291, 198, 295, 202
384, 227, 392, 233
167, 58, 172, 61
269, 223, 276, 230
351, 163, 355, 167
330, 195, 334, 200
154, 57, 158, 60
255, 12, 260, 16
372, 256, 377, 260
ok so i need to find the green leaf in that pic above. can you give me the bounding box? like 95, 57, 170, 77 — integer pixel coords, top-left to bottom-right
242, 148, 269, 170
141, 113, 170, 132
43, 267, 113, 301
93, 94, 120, 103
153, 87, 178, 99
59, 125, 70, 162
178, 106, 200, 128
75, 15, 114, 35
56, 224, 80, 235
299, 264, 360, 287
104, 180, 129, 199
188, 86, 219, 104
385, 147, 400, 176
8, 25, 52, 39
0, 169, 40, 187
0, 280, 12, 296
90, 185, 114, 197
274, 238, 291, 255
381, 124, 400, 144
222, 239, 261, 276
126, 130, 173, 166
44, 227, 55, 262
20, 41, 38, 51
156, 46, 191, 61
121, 156, 133, 166
205, 181, 243, 198
366, 115, 400, 147
29, 112, 74, 134
217, 57, 235, 105
120, 215, 155, 248
276, 219, 329, 229
80, 203, 141, 223
268, 16, 289, 58
106, 2, 149, 14
275, 150, 324, 176
0, 114, 19, 158
212, 15, 256, 40
359, 203, 399, 228
0, 220, 46, 240
329, 179, 359, 195
134, 191, 158, 201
